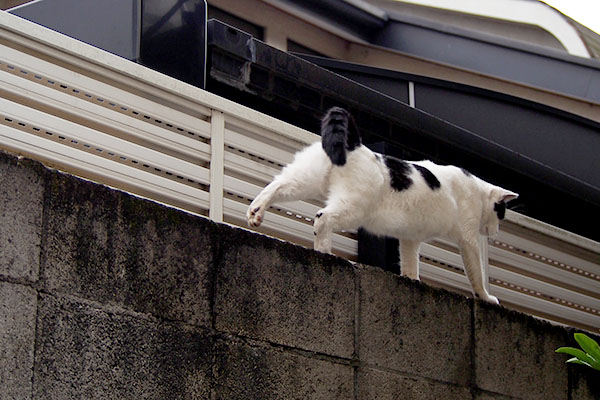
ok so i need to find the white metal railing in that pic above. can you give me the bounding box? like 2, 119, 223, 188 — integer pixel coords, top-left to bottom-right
1, 11, 599, 332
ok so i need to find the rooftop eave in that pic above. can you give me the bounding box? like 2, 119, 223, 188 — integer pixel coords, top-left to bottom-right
261, 0, 388, 43
390, 0, 590, 58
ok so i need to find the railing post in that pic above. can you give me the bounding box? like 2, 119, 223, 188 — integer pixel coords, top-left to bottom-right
480, 236, 490, 295
209, 110, 225, 223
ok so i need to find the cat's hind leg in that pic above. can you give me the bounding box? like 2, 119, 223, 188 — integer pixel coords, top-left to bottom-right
400, 240, 421, 280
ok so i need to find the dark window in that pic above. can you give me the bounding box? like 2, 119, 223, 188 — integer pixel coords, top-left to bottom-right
208, 5, 264, 40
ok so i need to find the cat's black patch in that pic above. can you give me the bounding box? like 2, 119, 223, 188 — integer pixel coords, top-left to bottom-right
460, 168, 472, 177
316, 212, 322, 219
413, 164, 441, 190
494, 202, 506, 220
321, 107, 362, 166
383, 155, 413, 192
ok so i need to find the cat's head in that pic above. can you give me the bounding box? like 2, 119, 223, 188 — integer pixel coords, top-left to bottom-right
481, 187, 519, 236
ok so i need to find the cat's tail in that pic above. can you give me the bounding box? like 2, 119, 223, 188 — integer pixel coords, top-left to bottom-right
320, 107, 362, 166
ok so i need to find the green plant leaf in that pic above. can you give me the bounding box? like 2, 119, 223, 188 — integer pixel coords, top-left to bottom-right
555, 347, 598, 367
574, 333, 600, 362
556, 347, 585, 357
555, 347, 599, 369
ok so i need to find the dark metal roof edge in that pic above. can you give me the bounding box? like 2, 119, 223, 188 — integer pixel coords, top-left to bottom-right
297, 54, 600, 130
338, 0, 388, 22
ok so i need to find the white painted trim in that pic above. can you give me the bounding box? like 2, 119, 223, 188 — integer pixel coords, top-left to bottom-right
392, 0, 590, 58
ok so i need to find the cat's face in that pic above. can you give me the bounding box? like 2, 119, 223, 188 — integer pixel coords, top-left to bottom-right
481, 188, 519, 236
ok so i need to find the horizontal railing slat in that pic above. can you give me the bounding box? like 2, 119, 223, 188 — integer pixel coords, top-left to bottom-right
0, 43, 213, 136
0, 69, 211, 163
497, 229, 600, 276
0, 124, 210, 213
224, 128, 297, 166
224, 150, 282, 183
420, 262, 600, 329
1, 98, 209, 185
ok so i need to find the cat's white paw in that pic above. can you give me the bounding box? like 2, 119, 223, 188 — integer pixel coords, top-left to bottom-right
476, 293, 499, 304
314, 232, 333, 254
400, 272, 420, 281
247, 205, 265, 228
314, 240, 333, 255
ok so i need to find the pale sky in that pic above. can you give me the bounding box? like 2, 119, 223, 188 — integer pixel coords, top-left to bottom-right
542, 0, 600, 34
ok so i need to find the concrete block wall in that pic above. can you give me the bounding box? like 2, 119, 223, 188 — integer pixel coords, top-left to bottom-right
0, 148, 598, 399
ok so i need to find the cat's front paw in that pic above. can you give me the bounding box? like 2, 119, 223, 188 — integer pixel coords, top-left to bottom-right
476, 293, 500, 305
247, 205, 264, 228
400, 271, 420, 281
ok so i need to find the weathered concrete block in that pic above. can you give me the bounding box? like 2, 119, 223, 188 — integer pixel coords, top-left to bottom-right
358, 266, 472, 385
0, 281, 37, 400
571, 368, 600, 400
33, 294, 213, 400
473, 392, 516, 400
214, 226, 356, 358
0, 151, 44, 281
213, 337, 354, 399
357, 367, 472, 400
42, 171, 215, 327
474, 302, 569, 399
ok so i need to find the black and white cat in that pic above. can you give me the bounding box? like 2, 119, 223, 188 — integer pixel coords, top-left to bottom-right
247, 107, 518, 303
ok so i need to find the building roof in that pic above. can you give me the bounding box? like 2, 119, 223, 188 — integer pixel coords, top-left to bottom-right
268, 0, 600, 103
364, 0, 600, 59
567, 18, 600, 58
